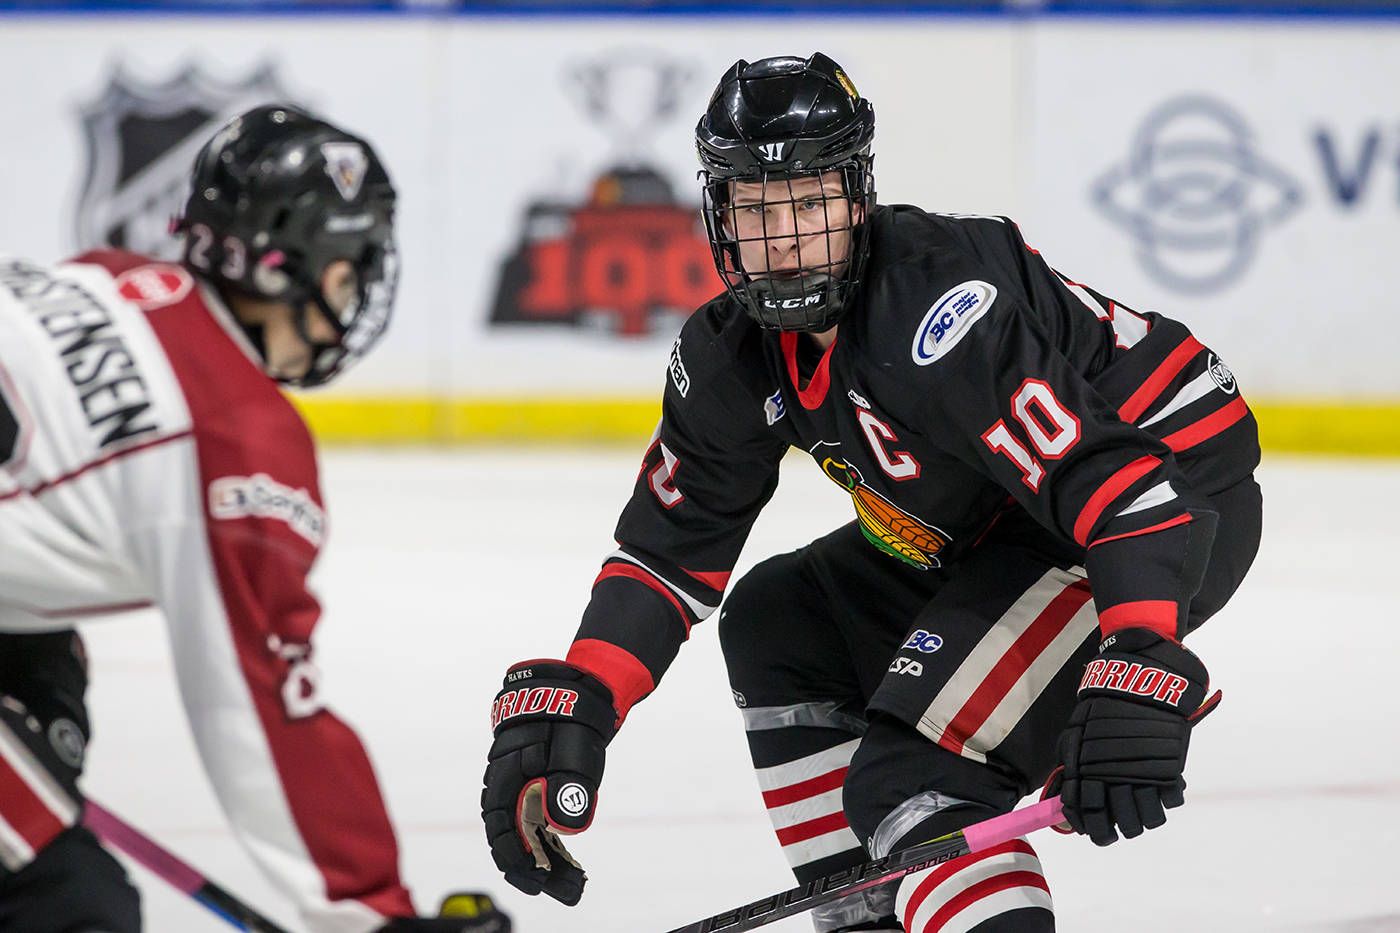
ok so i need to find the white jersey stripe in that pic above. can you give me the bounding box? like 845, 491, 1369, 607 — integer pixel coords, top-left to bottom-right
1117, 480, 1178, 517
607, 549, 719, 620
916, 568, 1086, 761
1061, 279, 1108, 320
1138, 369, 1219, 429
755, 738, 862, 792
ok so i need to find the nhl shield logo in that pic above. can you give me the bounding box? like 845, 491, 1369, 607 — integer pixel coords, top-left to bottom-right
73, 64, 298, 258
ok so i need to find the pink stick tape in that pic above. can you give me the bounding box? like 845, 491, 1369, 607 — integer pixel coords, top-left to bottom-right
962, 796, 1066, 853
84, 801, 206, 895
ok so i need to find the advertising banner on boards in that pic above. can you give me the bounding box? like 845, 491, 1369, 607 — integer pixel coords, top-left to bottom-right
0, 17, 1020, 407
1027, 21, 1400, 399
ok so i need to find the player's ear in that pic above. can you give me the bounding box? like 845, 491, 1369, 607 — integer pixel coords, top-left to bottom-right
318, 260, 357, 314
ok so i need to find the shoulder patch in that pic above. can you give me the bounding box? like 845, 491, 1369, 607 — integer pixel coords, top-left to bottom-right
669, 337, 690, 397
911, 280, 998, 367
209, 473, 325, 547
114, 263, 194, 311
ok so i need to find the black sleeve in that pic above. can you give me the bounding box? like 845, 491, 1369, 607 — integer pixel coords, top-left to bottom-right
566, 322, 787, 725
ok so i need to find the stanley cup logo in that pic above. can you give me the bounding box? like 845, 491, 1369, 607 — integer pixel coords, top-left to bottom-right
566, 52, 693, 162
488, 49, 720, 337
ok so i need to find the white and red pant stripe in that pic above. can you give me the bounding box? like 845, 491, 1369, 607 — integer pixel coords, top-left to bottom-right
754, 737, 863, 869
0, 713, 79, 872
917, 567, 1098, 763
896, 838, 1052, 933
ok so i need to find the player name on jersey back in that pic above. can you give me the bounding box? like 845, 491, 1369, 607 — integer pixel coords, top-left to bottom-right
0, 258, 160, 450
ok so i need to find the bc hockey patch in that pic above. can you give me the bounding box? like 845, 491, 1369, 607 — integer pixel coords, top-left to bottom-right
912, 280, 997, 366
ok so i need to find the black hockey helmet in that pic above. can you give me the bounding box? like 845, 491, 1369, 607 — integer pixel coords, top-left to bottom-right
697, 53, 875, 332
176, 105, 398, 388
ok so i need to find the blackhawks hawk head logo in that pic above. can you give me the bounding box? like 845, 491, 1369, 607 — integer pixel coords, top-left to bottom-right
822, 458, 950, 570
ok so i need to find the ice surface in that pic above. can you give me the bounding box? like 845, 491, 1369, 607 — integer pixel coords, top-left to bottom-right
78, 451, 1400, 932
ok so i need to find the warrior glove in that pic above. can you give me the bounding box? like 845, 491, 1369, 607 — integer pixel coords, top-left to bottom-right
1049, 628, 1221, 846
481, 661, 616, 906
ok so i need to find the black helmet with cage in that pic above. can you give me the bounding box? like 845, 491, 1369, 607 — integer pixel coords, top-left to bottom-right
696, 52, 875, 332
176, 104, 398, 388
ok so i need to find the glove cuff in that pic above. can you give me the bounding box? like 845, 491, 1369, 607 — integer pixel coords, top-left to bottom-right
1078, 627, 1209, 714
491, 660, 617, 740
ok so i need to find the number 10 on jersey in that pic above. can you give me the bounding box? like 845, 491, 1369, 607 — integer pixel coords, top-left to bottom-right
980, 379, 1081, 493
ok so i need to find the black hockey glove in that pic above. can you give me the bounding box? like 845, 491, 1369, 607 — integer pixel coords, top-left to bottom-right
376, 892, 511, 932
481, 660, 616, 906
1048, 627, 1221, 846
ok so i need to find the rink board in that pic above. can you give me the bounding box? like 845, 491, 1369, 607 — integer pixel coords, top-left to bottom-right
0, 12, 1396, 452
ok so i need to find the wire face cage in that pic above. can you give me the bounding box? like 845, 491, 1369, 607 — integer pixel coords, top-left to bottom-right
701, 163, 875, 332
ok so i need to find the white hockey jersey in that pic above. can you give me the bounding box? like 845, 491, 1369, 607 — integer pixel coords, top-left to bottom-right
0, 250, 413, 931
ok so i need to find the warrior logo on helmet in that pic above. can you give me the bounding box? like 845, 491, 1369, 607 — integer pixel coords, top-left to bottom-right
73, 64, 298, 258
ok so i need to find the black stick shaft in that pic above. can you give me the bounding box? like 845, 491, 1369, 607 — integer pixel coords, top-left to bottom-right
664, 796, 1066, 933
663, 831, 973, 933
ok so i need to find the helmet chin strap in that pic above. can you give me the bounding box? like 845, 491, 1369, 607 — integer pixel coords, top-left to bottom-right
286, 294, 349, 388
238, 322, 269, 362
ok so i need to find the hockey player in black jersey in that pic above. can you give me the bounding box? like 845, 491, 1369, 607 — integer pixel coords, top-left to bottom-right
482, 53, 1262, 932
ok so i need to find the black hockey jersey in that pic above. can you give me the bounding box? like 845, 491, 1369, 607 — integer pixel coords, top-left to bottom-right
565, 206, 1259, 725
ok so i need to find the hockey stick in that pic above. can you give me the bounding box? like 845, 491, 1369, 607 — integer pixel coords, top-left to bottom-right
664, 795, 1065, 933
84, 800, 292, 933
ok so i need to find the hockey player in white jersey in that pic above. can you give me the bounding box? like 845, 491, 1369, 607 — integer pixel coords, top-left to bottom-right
0, 106, 509, 932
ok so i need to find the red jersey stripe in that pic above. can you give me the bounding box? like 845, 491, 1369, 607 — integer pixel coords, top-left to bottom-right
1088, 512, 1192, 549
1074, 455, 1161, 546
566, 638, 656, 724
1162, 396, 1250, 452
1117, 336, 1204, 424
1098, 600, 1179, 640
761, 766, 849, 810
683, 567, 732, 592
595, 562, 692, 633
775, 810, 850, 847
938, 582, 1093, 757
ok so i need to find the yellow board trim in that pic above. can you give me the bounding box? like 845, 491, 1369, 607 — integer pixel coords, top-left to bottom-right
1252, 400, 1400, 457
291, 396, 1400, 456
290, 396, 661, 445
